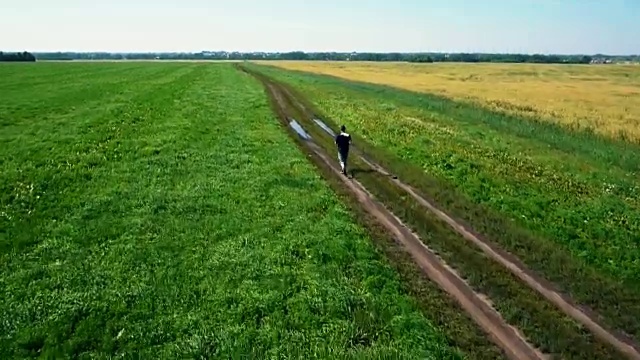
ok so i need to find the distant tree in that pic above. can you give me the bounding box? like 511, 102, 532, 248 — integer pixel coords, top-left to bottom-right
0, 51, 36, 62
410, 55, 433, 63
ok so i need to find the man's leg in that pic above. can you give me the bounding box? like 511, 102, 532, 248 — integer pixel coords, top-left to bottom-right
343, 152, 349, 174
339, 151, 348, 174
338, 152, 346, 174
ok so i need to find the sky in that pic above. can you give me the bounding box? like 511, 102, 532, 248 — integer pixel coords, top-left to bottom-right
1, 0, 638, 55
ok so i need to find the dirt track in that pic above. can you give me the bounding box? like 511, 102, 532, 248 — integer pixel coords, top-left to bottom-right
241, 66, 546, 360
240, 64, 640, 360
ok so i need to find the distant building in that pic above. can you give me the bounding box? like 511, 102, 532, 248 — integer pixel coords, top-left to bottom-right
590, 58, 612, 64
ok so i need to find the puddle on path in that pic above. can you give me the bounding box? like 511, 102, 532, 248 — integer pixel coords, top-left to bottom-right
289, 119, 311, 140
313, 118, 336, 137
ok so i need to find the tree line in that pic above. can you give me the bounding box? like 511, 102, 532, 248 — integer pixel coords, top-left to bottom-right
0, 51, 36, 62
16, 51, 640, 64
406, 53, 598, 64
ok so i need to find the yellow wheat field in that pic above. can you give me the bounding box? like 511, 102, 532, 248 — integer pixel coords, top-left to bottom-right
263, 61, 640, 141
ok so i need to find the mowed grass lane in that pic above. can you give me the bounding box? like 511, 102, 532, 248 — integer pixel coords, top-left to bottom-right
0, 63, 462, 359
251, 64, 640, 342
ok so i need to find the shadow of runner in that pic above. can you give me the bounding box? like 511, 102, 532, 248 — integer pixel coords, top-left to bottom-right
350, 168, 376, 177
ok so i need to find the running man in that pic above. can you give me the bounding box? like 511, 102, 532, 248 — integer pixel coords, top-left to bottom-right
335, 125, 352, 175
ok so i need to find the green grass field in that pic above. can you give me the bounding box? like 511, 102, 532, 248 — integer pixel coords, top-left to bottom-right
248, 63, 640, 344
0, 63, 465, 358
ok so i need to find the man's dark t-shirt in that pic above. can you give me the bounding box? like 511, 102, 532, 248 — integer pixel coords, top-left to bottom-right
335, 132, 351, 154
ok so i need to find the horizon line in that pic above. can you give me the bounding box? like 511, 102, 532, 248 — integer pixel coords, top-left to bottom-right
6, 50, 639, 57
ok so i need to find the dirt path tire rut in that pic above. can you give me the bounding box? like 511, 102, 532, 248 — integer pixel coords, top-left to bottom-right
312, 140, 545, 360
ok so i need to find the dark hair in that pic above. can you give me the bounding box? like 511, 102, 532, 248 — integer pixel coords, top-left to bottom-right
340, 125, 346, 132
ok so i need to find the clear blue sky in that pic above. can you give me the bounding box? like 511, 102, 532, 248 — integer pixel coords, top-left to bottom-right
2, 0, 638, 54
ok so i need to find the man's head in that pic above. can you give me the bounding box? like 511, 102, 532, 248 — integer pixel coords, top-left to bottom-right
340, 125, 346, 132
